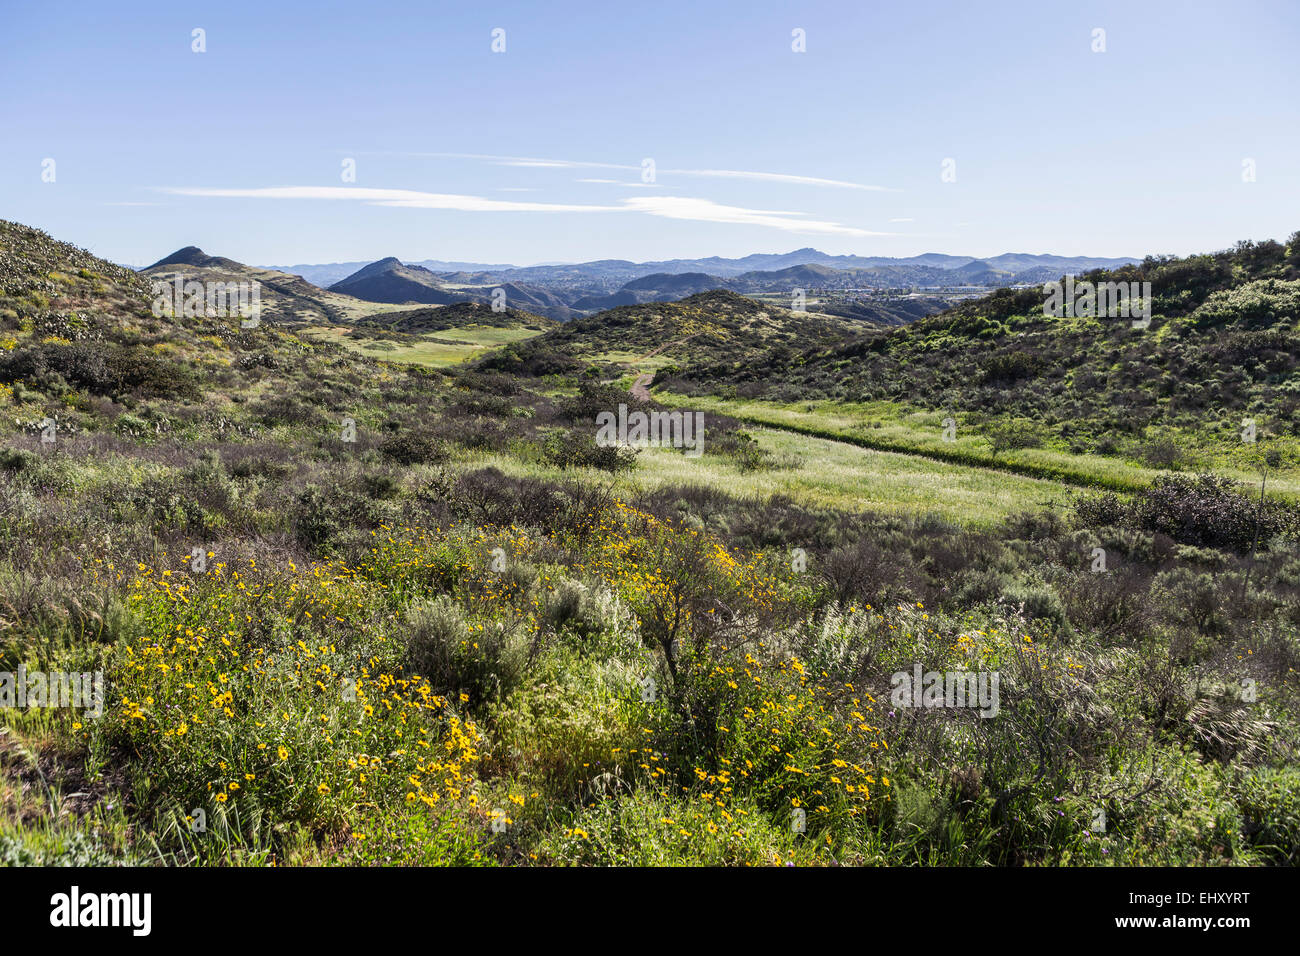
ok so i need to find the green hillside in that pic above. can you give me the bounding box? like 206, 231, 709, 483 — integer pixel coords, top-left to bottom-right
140, 245, 403, 327
482, 289, 864, 377
667, 237, 1300, 480
354, 300, 555, 333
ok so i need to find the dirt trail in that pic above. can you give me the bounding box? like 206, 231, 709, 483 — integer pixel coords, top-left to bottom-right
636, 332, 700, 362
625, 332, 702, 400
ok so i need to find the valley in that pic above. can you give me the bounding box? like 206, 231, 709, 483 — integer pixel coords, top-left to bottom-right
1, 217, 1298, 871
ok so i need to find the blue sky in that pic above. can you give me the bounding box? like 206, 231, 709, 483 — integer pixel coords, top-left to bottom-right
1, 0, 1297, 267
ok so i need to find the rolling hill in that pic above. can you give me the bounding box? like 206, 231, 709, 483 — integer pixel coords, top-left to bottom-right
330, 258, 581, 320
666, 234, 1300, 464
479, 288, 864, 375
329, 257, 467, 305
140, 246, 398, 326
352, 300, 555, 333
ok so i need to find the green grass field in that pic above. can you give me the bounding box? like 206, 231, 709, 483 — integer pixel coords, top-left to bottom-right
301, 324, 545, 367
469, 423, 1074, 525
655, 393, 1300, 500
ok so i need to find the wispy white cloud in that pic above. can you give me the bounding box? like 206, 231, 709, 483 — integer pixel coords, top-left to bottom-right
622, 196, 892, 237
161, 185, 615, 213
159, 185, 887, 238
889, 217, 914, 222
411, 152, 892, 190
576, 178, 659, 188
661, 168, 893, 191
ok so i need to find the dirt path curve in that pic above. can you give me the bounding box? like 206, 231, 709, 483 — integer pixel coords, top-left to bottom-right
625, 332, 702, 400
630, 372, 655, 401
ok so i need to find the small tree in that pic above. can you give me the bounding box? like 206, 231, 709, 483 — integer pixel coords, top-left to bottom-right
985, 421, 1042, 459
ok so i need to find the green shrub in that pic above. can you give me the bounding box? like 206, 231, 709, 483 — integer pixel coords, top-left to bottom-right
544, 430, 637, 473
403, 596, 528, 706
1004, 584, 1068, 631
492, 651, 647, 799
1235, 767, 1300, 864
0, 342, 200, 400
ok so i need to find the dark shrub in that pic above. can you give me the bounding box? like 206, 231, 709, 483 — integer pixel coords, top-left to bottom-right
478, 344, 580, 377
1152, 566, 1229, 636
820, 538, 909, 607
0, 343, 199, 400
108, 346, 201, 399
1132, 474, 1294, 552
291, 481, 397, 554
1141, 438, 1183, 469
979, 350, 1044, 385
447, 394, 515, 417
1059, 566, 1153, 640
985, 420, 1044, 456
380, 430, 446, 465
443, 417, 512, 452
1005, 584, 1069, 631
544, 430, 637, 473
558, 380, 642, 424
710, 429, 772, 472
249, 394, 331, 428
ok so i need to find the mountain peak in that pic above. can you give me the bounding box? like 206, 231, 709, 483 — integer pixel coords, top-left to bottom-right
147, 246, 212, 268
328, 256, 466, 305
332, 257, 408, 285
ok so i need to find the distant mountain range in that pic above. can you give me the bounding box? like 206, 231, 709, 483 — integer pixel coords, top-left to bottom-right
139, 246, 1140, 326
301, 249, 1138, 322
268, 248, 1138, 293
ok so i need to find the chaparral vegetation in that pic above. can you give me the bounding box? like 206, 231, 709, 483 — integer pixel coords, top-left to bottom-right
1, 219, 1297, 867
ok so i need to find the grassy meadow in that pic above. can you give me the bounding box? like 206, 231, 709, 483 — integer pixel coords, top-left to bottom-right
472, 425, 1075, 524
301, 324, 546, 368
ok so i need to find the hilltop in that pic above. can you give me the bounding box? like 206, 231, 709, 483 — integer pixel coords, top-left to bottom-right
268, 257, 520, 289
480, 288, 862, 376
329, 257, 466, 305
330, 258, 580, 320
353, 299, 555, 334
146, 245, 247, 271
141, 245, 398, 326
